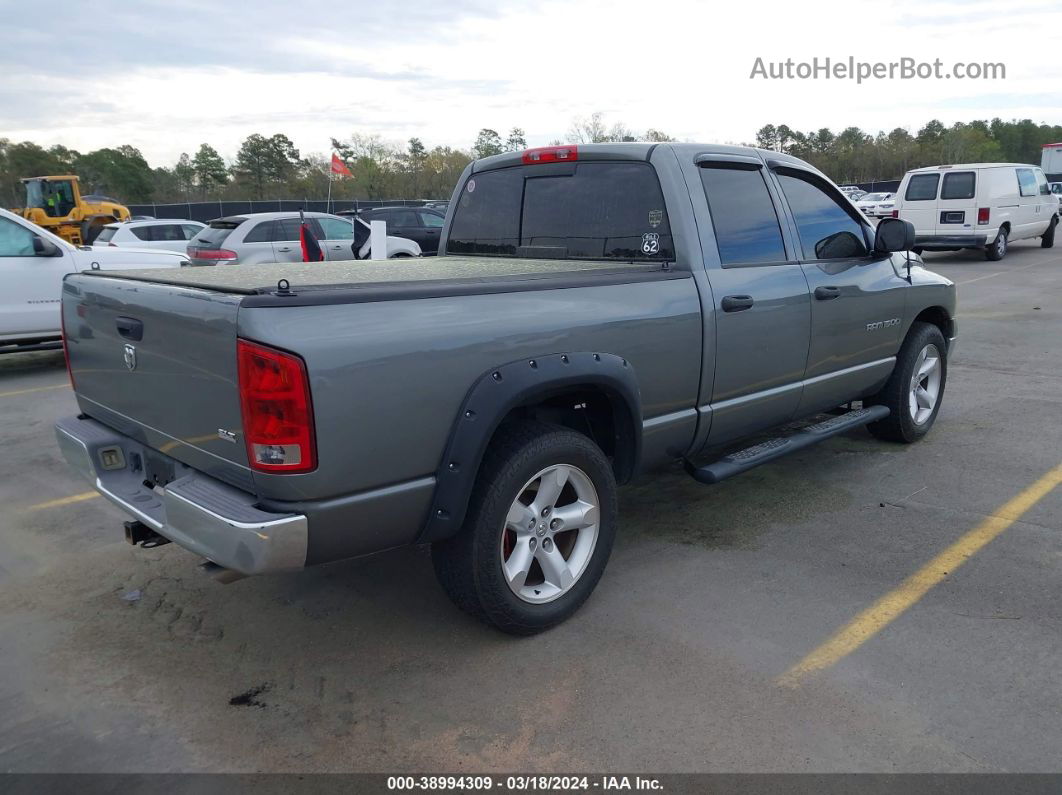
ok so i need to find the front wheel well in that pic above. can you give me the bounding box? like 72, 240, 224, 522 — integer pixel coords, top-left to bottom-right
911, 306, 954, 345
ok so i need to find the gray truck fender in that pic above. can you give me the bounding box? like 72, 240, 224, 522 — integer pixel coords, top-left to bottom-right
418, 352, 642, 543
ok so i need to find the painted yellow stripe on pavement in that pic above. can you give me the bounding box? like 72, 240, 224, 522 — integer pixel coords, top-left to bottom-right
777, 462, 1062, 688
0, 383, 68, 399
26, 491, 100, 511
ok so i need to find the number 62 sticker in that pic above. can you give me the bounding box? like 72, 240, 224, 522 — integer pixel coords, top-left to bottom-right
641, 232, 660, 255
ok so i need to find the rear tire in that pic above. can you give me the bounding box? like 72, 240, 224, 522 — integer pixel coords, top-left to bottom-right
432, 420, 617, 635
1041, 216, 1057, 249
867, 322, 948, 443
985, 227, 1008, 260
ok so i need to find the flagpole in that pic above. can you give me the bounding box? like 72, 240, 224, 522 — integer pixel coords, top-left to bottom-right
326, 155, 334, 215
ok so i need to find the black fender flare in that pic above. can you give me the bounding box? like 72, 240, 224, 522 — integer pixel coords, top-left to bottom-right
418, 352, 642, 542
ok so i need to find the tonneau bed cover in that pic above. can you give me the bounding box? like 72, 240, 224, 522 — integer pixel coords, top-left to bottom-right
78, 256, 652, 296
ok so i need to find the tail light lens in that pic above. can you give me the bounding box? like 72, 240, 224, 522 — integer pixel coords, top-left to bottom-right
891, 210, 899, 218
189, 247, 238, 262
522, 145, 578, 164
237, 340, 316, 473
977, 208, 990, 225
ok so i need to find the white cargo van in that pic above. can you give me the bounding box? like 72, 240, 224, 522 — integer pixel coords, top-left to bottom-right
893, 163, 1058, 260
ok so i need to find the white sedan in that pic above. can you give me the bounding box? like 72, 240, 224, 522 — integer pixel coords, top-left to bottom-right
93, 219, 206, 253
855, 192, 896, 218
0, 208, 188, 351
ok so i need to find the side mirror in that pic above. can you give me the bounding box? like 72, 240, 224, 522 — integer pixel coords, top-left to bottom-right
32, 235, 62, 257
874, 217, 915, 253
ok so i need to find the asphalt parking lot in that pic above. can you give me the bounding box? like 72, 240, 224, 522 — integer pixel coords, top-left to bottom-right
1, 240, 1060, 773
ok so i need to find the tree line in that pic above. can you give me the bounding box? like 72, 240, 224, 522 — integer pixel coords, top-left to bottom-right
1, 115, 1059, 208
755, 119, 1062, 183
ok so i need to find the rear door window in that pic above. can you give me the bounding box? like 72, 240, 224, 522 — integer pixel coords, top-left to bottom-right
131, 226, 154, 241
155, 224, 186, 241
777, 171, 869, 260
905, 174, 940, 201
941, 172, 976, 200
275, 219, 303, 241
384, 209, 421, 228
448, 161, 673, 261
419, 210, 445, 228
699, 165, 786, 266
318, 217, 355, 239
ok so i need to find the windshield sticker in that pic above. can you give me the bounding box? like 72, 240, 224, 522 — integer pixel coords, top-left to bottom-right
466, 179, 476, 193
648, 210, 663, 228
641, 232, 660, 255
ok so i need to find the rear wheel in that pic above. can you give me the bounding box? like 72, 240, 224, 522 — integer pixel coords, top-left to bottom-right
985, 227, 1008, 260
432, 421, 617, 635
867, 322, 947, 443
1041, 216, 1057, 249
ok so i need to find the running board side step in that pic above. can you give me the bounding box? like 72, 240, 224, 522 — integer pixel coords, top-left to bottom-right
683, 405, 890, 485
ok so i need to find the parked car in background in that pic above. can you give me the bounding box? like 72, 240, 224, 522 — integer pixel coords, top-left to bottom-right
0, 208, 187, 351
186, 211, 421, 266
855, 192, 896, 218
838, 185, 866, 201
94, 219, 205, 253
894, 163, 1058, 260
342, 206, 446, 255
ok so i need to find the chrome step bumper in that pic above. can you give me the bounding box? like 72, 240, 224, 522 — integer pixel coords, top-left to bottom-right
55, 415, 307, 575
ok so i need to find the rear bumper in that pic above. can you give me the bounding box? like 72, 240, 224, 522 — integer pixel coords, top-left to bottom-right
55, 415, 307, 575
915, 234, 988, 249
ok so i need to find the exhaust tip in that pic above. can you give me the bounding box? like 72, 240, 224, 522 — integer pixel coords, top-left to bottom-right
199, 561, 247, 585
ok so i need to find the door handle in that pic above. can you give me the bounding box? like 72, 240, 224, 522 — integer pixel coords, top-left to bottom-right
721, 295, 754, 312
814, 286, 841, 301
330, 245, 343, 249
115, 316, 143, 341
277, 246, 292, 252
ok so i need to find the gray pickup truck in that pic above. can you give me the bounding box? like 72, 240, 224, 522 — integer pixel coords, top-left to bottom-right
55, 143, 956, 634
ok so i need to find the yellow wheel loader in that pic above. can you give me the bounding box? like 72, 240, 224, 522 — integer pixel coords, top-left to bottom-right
14, 176, 130, 245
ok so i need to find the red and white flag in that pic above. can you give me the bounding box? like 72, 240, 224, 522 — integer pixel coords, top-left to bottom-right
330, 153, 353, 178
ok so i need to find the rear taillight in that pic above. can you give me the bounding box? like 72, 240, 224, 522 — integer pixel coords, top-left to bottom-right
237, 340, 316, 473
891, 210, 899, 218
522, 145, 578, 164
190, 247, 237, 262
977, 208, 990, 225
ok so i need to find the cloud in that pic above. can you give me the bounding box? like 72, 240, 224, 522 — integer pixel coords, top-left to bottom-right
3, 0, 1061, 167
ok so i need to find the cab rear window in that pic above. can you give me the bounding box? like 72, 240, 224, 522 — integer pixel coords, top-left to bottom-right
905, 174, 940, 201
447, 162, 673, 262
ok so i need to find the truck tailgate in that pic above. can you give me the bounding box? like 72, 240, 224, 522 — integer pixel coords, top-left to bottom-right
62, 273, 251, 482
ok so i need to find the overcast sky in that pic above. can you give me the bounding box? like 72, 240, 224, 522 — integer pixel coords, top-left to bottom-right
2, 0, 1060, 167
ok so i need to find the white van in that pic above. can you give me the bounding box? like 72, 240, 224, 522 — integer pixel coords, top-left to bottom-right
893, 163, 1058, 260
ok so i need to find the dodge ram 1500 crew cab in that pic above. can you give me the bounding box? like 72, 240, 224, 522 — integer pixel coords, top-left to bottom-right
55, 143, 956, 634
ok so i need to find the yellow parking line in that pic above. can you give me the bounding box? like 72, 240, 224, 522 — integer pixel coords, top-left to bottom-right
0, 383, 68, 399
26, 491, 100, 511
777, 462, 1062, 688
